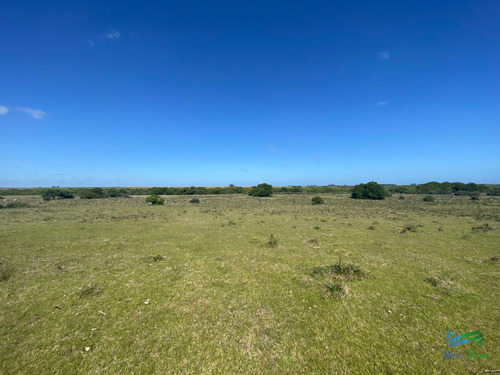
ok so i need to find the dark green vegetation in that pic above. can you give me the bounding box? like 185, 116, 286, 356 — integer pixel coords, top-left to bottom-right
145, 194, 164, 205
248, 183, 274, 197
0, 193, 499, 374
41, 188, 74, 201
311, 196, 325, 205
351, 181, 388, 200
1, 181, 498, 200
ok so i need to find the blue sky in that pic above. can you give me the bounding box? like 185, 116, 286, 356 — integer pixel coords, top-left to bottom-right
1, 0, 499, 187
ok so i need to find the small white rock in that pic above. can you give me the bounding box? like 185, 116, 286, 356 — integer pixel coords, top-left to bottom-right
85, 347, 91, 352
144, 299, 150, 305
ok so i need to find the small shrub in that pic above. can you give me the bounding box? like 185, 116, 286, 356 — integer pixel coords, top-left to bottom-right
401, 224, 418, 233
425, 276, 466, 296
325, 282, 348, 299
306, 238, 319, 246
351, 181, 387, 200
79, 188, 107, 199
489, 255, 499, 262
248, 183, 273, 197
486, 187, 500, 196
312, 258, 366, 281
368, 225, 376, 230
311, 196, 324, 205
469, 192, 480, 200
78, 284, 103, 298
41, 188, 74, 200
423, 195, 435, 202
472, 223, 492, 233
146, 194, 164, 205
152, 255, 166, 262
190, 198, 200, 204
267, 234, 278, 248
0, 262, 14, 282
4, 202, 30, 209
399, 195, 405, 200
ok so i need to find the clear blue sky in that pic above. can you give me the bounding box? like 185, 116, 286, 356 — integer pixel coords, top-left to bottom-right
1, 0, 499, 187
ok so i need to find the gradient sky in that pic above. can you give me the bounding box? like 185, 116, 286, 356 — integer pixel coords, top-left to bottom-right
1, 0, 499, 187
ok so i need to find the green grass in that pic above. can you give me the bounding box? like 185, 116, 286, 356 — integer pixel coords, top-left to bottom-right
0, 193, 499, 374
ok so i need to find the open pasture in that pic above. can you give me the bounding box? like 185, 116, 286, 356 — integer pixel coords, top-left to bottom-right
1, 194, 499, 374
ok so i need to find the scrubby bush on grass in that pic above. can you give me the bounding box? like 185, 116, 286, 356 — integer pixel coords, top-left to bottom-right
152, 255, 166, 262
1, 202, 30, 209
248, 183, 273, 197
146, 194, 164, 205
351, 181, 387, 200
190, 198, 200, 204
470, 192, 480, 200
325, 282, 348, 299
41, 188, 74, 201
400, 224, 419, 233
423, 195, 435, 202
486, 187, 500, 196
78, 284, 103, 298
425, 276, 466, 296
79, 188, 107, 199
106, 188, 130, 198
312, 258, 366, 281
267, 234, 278, 248
489, 255, 500, 262
0, 262, 14, 282
311, 196, 324, 205
472, 223, 493, 233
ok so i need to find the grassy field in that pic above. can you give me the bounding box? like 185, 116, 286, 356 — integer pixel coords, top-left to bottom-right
1, 193, 499, 374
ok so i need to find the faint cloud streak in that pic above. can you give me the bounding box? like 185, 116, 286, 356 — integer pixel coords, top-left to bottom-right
105, 29, 120, 40
0, 106, 8, 115
15, 107, 47, 119
377, 51, 390, 61
378, 101, 388, 106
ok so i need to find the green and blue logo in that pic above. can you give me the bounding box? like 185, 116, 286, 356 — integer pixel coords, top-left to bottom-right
446, 330, 484, 348
442, 330, 487, 363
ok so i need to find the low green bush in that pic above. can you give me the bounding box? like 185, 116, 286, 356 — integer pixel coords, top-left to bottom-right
146, 194, 164, 205
311, 196, 324, 205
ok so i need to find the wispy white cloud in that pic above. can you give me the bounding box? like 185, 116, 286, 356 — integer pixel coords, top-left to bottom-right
15, 107, 47, 119
378, 101, 388, 106
0, 106, 8, 115
377, 51, 390, 61
267, 146, 277, 152
86, 38, 95, 47
105, 28, 120, 40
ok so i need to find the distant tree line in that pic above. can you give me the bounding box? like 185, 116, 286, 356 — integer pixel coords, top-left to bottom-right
0, 182, 498, 199
386, 182, 497, 196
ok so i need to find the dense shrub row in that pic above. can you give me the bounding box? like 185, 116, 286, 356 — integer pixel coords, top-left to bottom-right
387, 182, 490, 195
0, 182, 498, 199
